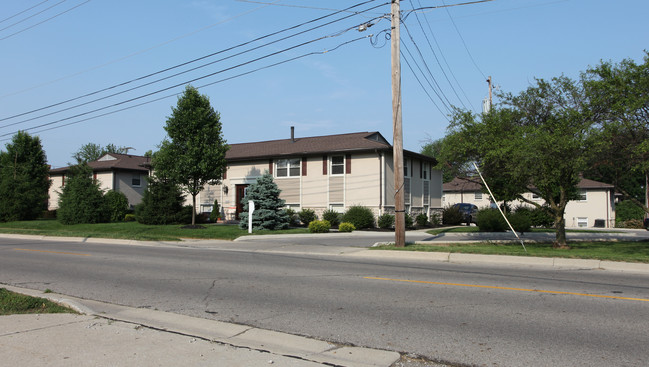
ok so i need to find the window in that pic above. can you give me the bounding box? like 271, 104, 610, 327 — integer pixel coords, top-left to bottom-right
423, 163, 429, 180
329, 204, 344, 213
578, 190, 587, 201
277, 158, 301, 177
532, 192, 541, 200
132, 174, 141, 187
475, 191, 482, 200
331, 156, 344, 175
577, 217, 588, 228
404, 159, 410, 177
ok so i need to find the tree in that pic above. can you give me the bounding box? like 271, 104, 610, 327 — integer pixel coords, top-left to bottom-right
104, 190, 129, 222
135, 175, 186, 225
421, 137, 460, 183
584, 52, 649, 215
0, 131, 51, 221
154, 85, 228, 226
72, 142, 129, 164
445, 77, 594, 248
238, 172, 290, 230
57, 164, 109, 224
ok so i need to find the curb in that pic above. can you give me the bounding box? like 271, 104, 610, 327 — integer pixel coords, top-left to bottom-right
2, 285, 401, 367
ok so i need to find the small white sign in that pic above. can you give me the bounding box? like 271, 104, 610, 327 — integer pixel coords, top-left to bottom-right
248, 200, 255, 234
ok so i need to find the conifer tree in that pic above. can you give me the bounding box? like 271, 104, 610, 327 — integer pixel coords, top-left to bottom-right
239, 172, 289, 230
57, 164, 109, 224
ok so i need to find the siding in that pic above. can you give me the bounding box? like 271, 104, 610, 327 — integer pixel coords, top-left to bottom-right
329, 176, 344, 203
276, 178, 300, 204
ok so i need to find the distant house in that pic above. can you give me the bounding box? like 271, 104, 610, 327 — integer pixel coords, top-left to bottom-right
442, 177, 616, 228
195, 130, 443, 221
48, 153, 151, 210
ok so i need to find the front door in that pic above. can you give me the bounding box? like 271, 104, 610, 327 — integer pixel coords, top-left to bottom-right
235, 184, 249, 220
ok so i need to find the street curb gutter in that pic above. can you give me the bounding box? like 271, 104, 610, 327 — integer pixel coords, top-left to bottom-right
2, 285, 400, 367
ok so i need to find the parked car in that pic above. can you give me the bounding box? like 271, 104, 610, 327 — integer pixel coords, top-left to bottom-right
452, 203, 478, 225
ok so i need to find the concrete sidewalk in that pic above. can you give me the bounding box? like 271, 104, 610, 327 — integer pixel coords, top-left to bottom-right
1, 285, 401, 367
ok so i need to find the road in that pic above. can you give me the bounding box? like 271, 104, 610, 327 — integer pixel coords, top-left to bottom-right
1, 235, 648, 366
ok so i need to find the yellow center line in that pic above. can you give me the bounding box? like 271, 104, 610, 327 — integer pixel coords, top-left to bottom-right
364, 276, 649, 302
14, 248, 91, 257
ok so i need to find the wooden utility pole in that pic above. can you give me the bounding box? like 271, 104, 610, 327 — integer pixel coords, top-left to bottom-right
486, 76, 492, 112
391, 0, 405, 247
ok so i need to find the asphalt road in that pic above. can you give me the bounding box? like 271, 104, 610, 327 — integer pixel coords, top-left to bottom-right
1, 236, 648, 366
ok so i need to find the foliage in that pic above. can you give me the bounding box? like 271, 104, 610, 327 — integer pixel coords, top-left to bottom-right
617, 219, 645, 229
0, 288, 74, 315
135, 176, 186, 225
444, 76, 594, 247
405, 212, 414, 229
238, 172, 290, 230
429, 212, 441, 226
104, 190, 129, 222
583, 52, 649, 214
341, 205, 375, 229
0, 131, 51, 222
420, 137, 463, 183
322, 209, 341, 227
177, 205, 194, 224
338, 222, 355, 232
615, 200, 645, 223
476, 208, 507, 232
57, 164, 109, 225
298, 208, 317, 226
442, 205, 464, 226
72, 142, 129, 164
209, 199, 220, 222
415, 213, 428, 227
508, 211, 531, 233
308, 219, 331, 233
124, 214, 136, 222
285, 208, 300, 227
378, 213, 395, 229
154, 85, 228, 225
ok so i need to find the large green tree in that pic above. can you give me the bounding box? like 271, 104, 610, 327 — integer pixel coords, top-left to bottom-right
57, 164, 109, 224
445, 77, 594, 248
584, 52, 649, 214
154, 85, 228, 225
0, 131, 51, 221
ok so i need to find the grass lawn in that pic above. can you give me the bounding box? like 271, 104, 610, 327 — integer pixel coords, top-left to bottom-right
0, 220, 309, 241
0, 288, 76, 315
425, 226, 623, 236
373, 241, 649, 263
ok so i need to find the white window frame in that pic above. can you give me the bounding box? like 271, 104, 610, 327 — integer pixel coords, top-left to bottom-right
578, 190, 587, 201
475, 191, 482, 200
276, 158, 301, 178
577, 217, 588, 228
330, 155, 345, 175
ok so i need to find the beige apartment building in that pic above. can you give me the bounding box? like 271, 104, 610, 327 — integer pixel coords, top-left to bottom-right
443, 177, 616, 228
196, 131, 443, 221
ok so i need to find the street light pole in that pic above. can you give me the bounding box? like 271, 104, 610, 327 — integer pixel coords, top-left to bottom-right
391, 0, 405, 247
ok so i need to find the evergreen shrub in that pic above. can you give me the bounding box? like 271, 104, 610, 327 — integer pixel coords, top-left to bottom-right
341, 205, 375, 229
442, 205, 464, 226
476, 208, 507, 232
239, 172, 290, 230
298, 208, 317, 226
136, 177, 185, 225
377, 213, 394, 229
308, 219, 331, 233
57, 164, 109, 225
285, 208, 300, 227
322, 209, 341, 227
508, 211, 531, 233
416, 213, 428, 227
405, 212, 414, 229
615, 200, 644, 224
104, 190, 129, 222
338, 222, 355, 232
209, 199, 220, 222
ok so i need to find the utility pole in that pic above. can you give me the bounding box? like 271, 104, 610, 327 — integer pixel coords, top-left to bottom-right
487, 75, 492, 108
391, 0, 405, 247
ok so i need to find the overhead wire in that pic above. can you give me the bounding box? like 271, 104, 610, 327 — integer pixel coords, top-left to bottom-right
0, 0, 92, 41
0, 0, 50, 25
440, 0, 488, 79
0, 0, 387, 125
0, 0, 66, 32
7, 35, 372, 139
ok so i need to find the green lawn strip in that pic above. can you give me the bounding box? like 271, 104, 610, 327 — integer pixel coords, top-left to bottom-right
0, 288, 76, 315
426, 227, 623, 236
372, 241, 649, 263
0, 220, 309, 241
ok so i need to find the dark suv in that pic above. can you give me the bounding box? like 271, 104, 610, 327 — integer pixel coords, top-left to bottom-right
452, 203, 478, 225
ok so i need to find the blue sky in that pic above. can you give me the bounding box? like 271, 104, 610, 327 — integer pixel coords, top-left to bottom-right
1, 0, 647, 168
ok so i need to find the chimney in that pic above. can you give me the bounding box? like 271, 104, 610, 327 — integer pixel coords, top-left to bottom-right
291, 126, 295, 142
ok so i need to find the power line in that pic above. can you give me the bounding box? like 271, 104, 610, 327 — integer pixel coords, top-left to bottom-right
0, 0, 386, 125
0, 0, 92, 41
0, 0, 50, 25
401, 48, 449, 119
400, 41, 451, 115
441, 0, 488, 79
2, 35, 371, 140
235, 0, 385, 16
0, 0, 66, 32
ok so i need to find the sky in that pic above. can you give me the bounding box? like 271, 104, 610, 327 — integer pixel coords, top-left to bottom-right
1, 0, 647, 168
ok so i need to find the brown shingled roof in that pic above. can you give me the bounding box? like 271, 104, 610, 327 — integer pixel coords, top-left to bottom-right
443, 176, 614, 192
226, 131, 391, 161
50, 153, 150, 174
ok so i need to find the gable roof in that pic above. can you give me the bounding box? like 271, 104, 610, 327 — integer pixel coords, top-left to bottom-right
50, 153, 151, 174
226, 131, 437, 163
443, 176, 614, 192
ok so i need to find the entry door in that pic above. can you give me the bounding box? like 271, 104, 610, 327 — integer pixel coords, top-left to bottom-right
235, 184, 249, 220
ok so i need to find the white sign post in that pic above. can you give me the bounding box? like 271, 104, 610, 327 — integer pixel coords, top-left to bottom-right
248, 200, 255, 234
